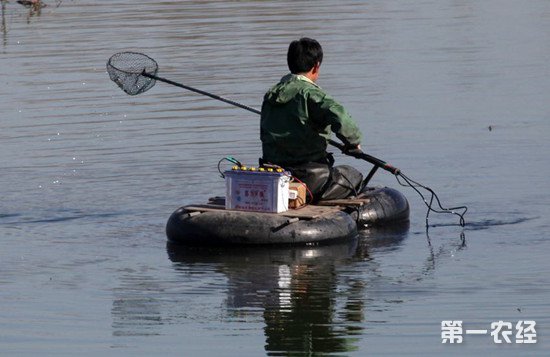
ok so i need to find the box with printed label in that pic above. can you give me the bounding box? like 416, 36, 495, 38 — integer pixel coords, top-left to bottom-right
225, 170, 290, 213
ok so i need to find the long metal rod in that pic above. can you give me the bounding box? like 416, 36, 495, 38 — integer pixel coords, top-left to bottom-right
142, 72, 261, 115
142, 71, 398, 174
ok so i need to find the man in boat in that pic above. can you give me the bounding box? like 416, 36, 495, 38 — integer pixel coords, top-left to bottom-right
260, 37, 364, 203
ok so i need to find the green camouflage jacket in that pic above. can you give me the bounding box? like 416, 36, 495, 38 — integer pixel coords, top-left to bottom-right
261, 74, 362, 165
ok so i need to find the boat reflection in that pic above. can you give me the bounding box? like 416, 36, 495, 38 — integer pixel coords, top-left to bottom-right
166, 222, 409, 355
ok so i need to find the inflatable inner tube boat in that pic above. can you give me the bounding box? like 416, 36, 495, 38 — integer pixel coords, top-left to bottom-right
166, 186, 409, 246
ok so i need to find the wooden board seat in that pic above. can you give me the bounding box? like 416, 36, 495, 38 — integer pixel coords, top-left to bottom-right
183, 203, 344, 219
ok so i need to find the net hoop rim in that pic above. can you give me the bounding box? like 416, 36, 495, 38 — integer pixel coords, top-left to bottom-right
107, 51, 158, 75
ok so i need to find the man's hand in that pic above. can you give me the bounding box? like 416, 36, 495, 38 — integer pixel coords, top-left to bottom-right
345, 144, 362, 154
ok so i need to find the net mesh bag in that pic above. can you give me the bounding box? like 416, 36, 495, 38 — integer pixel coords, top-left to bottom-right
107, 52, 158, 95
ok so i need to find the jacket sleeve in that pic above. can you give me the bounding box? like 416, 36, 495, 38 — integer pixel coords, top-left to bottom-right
307, 89, 362, 147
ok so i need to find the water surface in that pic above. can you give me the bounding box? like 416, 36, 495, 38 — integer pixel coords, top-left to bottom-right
1, 0, 549, 355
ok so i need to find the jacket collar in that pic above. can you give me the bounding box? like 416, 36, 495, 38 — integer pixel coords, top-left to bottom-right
295, 74, 320, 87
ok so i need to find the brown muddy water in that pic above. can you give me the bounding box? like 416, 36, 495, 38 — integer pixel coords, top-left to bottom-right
1, 0, 549, 355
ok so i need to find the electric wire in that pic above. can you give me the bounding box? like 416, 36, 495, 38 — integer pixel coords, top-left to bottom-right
217, 156, 242, 178
395, 171, 467, 227
286, 174, 315, 203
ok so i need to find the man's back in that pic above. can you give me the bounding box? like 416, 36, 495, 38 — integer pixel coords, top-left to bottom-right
261, 74, 361, 166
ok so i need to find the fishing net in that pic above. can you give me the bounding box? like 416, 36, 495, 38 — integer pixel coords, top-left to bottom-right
106, 52, 158, 95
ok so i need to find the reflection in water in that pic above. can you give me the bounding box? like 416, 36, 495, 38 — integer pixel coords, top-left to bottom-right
1, 0, 63, 42
262, 262, 363, 354
424, 230, 467, 276
166, 223, 409, 355
1, 0, 6, 47
111, 271, 163, 337
1, 0, 42, 47
17, 0, 45, 23
106, 222, 467, 352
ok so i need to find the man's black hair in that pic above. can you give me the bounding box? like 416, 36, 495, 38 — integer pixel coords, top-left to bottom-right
287, 38, 323, 74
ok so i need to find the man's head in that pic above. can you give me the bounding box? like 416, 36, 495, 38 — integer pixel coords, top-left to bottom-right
287, 38, 323, 77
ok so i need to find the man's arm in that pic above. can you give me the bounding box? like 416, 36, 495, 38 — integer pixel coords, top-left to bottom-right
309, 90, 362, 148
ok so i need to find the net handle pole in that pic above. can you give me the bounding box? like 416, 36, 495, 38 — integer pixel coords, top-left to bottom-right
141, 72, 261, 115
142, 70, 395, 175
